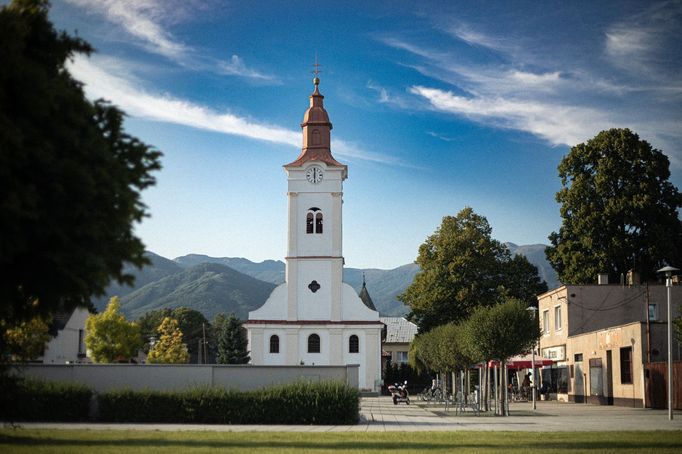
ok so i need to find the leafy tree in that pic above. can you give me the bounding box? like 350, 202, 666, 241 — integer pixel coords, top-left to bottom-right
399, 207, 546, 332
546, 128, 682, 284
138, 307, 208, 361
147, 317, 189, 364
0, 0, 162, 325
215, 313, 250, 364
2, 315, 51, 361
462, 298, 539, 415
410, 323, 472, 375
85, 297, 142, 363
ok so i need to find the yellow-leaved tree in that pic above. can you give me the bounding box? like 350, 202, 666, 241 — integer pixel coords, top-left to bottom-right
147, 317, 189, 364
85, 297, 142, 363
3, 316, 52, 361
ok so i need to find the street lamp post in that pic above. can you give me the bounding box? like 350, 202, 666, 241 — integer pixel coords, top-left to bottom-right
527, 306, 538, 410
657, 265, 679, 421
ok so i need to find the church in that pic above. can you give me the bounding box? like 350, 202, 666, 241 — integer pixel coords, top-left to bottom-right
244, 74, 382, 391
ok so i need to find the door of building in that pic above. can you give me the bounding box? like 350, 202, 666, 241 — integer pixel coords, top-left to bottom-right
589, 358, 603, 402
606, 350, 614, 405
575, 364, 584, 403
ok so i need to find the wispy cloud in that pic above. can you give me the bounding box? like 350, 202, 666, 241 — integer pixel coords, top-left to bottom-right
380, 25, 682, 160
447, 24, 513, 53
64, 0, 275, 82
68, 56, 400, 165
410, 86, 613, 147
604, 0, 682, 86
366, 80, 413, 108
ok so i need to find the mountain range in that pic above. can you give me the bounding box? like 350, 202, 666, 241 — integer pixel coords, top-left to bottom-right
94, 244, 559, 321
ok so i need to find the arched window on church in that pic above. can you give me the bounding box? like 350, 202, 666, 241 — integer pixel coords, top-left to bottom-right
306, 208, 322, 234
306, 212, 314, 234
349, 335, 359, 353
269, 335, 279, 354
315, 212, 323, 234
312, 129, 320, 145
308, 334, 320, 353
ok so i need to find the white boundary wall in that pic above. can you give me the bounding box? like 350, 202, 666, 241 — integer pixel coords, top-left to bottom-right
13, 364, 359, 393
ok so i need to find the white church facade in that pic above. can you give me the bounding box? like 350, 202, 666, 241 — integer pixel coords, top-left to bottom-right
244, 75, 382, 391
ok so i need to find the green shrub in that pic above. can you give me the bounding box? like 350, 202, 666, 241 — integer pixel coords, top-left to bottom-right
0, 376, 92, 422
98, 381, 359, 425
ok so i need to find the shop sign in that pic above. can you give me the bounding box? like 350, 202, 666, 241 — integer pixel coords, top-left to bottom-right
598, 328, 621, 350
541, 345, 566, 361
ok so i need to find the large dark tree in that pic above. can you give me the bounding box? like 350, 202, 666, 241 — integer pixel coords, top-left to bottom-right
399, 207, 547, 332
0, 0, 162, 323
546, 128, 682, 284
215, 313, 250, 365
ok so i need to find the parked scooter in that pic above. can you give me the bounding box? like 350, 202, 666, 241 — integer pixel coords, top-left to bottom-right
388, 380, 410, 405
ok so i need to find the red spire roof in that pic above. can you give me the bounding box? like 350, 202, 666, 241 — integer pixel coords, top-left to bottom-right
285, 76, 346, 170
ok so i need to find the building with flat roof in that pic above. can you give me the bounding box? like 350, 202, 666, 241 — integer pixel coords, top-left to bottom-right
538, 277, 680, 407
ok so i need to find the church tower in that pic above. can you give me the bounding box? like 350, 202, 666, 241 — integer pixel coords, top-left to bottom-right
245, 74, 382, 391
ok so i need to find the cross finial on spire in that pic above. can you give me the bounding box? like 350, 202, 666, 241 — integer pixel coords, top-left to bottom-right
312, 54, 321, 86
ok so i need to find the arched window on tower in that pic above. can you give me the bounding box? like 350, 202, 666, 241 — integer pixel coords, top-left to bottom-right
312, 129, 320, 145
269, 335, 279, 354
315, 212, 323, 234
306, 208, 322, 234
306, 212, 314, 234
308, 334, 320, 353
349, 335, 359, 353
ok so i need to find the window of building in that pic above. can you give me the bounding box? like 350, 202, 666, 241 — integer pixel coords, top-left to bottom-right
307, 334, 320, 353
554, 305, 562, 331
269, 335, 279, 354
395, 351, 408, 364
306, 208, 322, 234
312, 129, 320, 145
543, 310, 549, 335
78, 329, 86, 357
574, 353, 583, 362
620, 347, 633, 384
648, 304, 658, 321
315, 212, 323, 234
349, 335, 359, 353
306, 212, 314, 234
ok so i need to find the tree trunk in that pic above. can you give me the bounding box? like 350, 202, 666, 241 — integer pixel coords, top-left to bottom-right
501, 359, 509, 416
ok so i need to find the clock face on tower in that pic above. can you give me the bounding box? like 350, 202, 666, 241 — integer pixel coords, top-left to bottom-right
305, 166, 324, 184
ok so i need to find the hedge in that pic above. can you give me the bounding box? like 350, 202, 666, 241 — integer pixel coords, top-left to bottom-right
0, 376, 92, 422
98, 381, 359, 425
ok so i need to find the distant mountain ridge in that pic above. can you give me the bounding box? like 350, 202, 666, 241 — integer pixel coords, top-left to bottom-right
120, 262, 276, 320
95, 244, 558, 320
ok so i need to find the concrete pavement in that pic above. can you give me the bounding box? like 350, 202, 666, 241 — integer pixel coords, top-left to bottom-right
7, 396, 682, 432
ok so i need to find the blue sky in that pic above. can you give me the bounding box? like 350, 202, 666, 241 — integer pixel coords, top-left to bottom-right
43, 0, 682, 270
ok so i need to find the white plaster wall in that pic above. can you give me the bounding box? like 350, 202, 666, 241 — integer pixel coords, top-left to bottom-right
43, 307, 90, 364
298, 328, 330, 366
296, 192, 333, 257
341, 284, 379, 321
364, 328, 382, 391
287, 165, 344, 194
15, 364, 360, 392
297, 260, 332, 320
249, 283, 287, 320
262, 329, 287, 365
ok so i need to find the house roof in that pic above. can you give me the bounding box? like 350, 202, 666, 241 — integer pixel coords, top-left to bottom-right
358, 275, 377, 311
379, 317, 418, 344
49, 311, 73, 336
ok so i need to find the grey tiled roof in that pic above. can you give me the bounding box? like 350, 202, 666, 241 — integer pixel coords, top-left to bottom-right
379, 317, 418, 344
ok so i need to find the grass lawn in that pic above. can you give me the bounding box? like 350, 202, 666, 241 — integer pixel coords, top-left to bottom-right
1, 429, 681, 453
